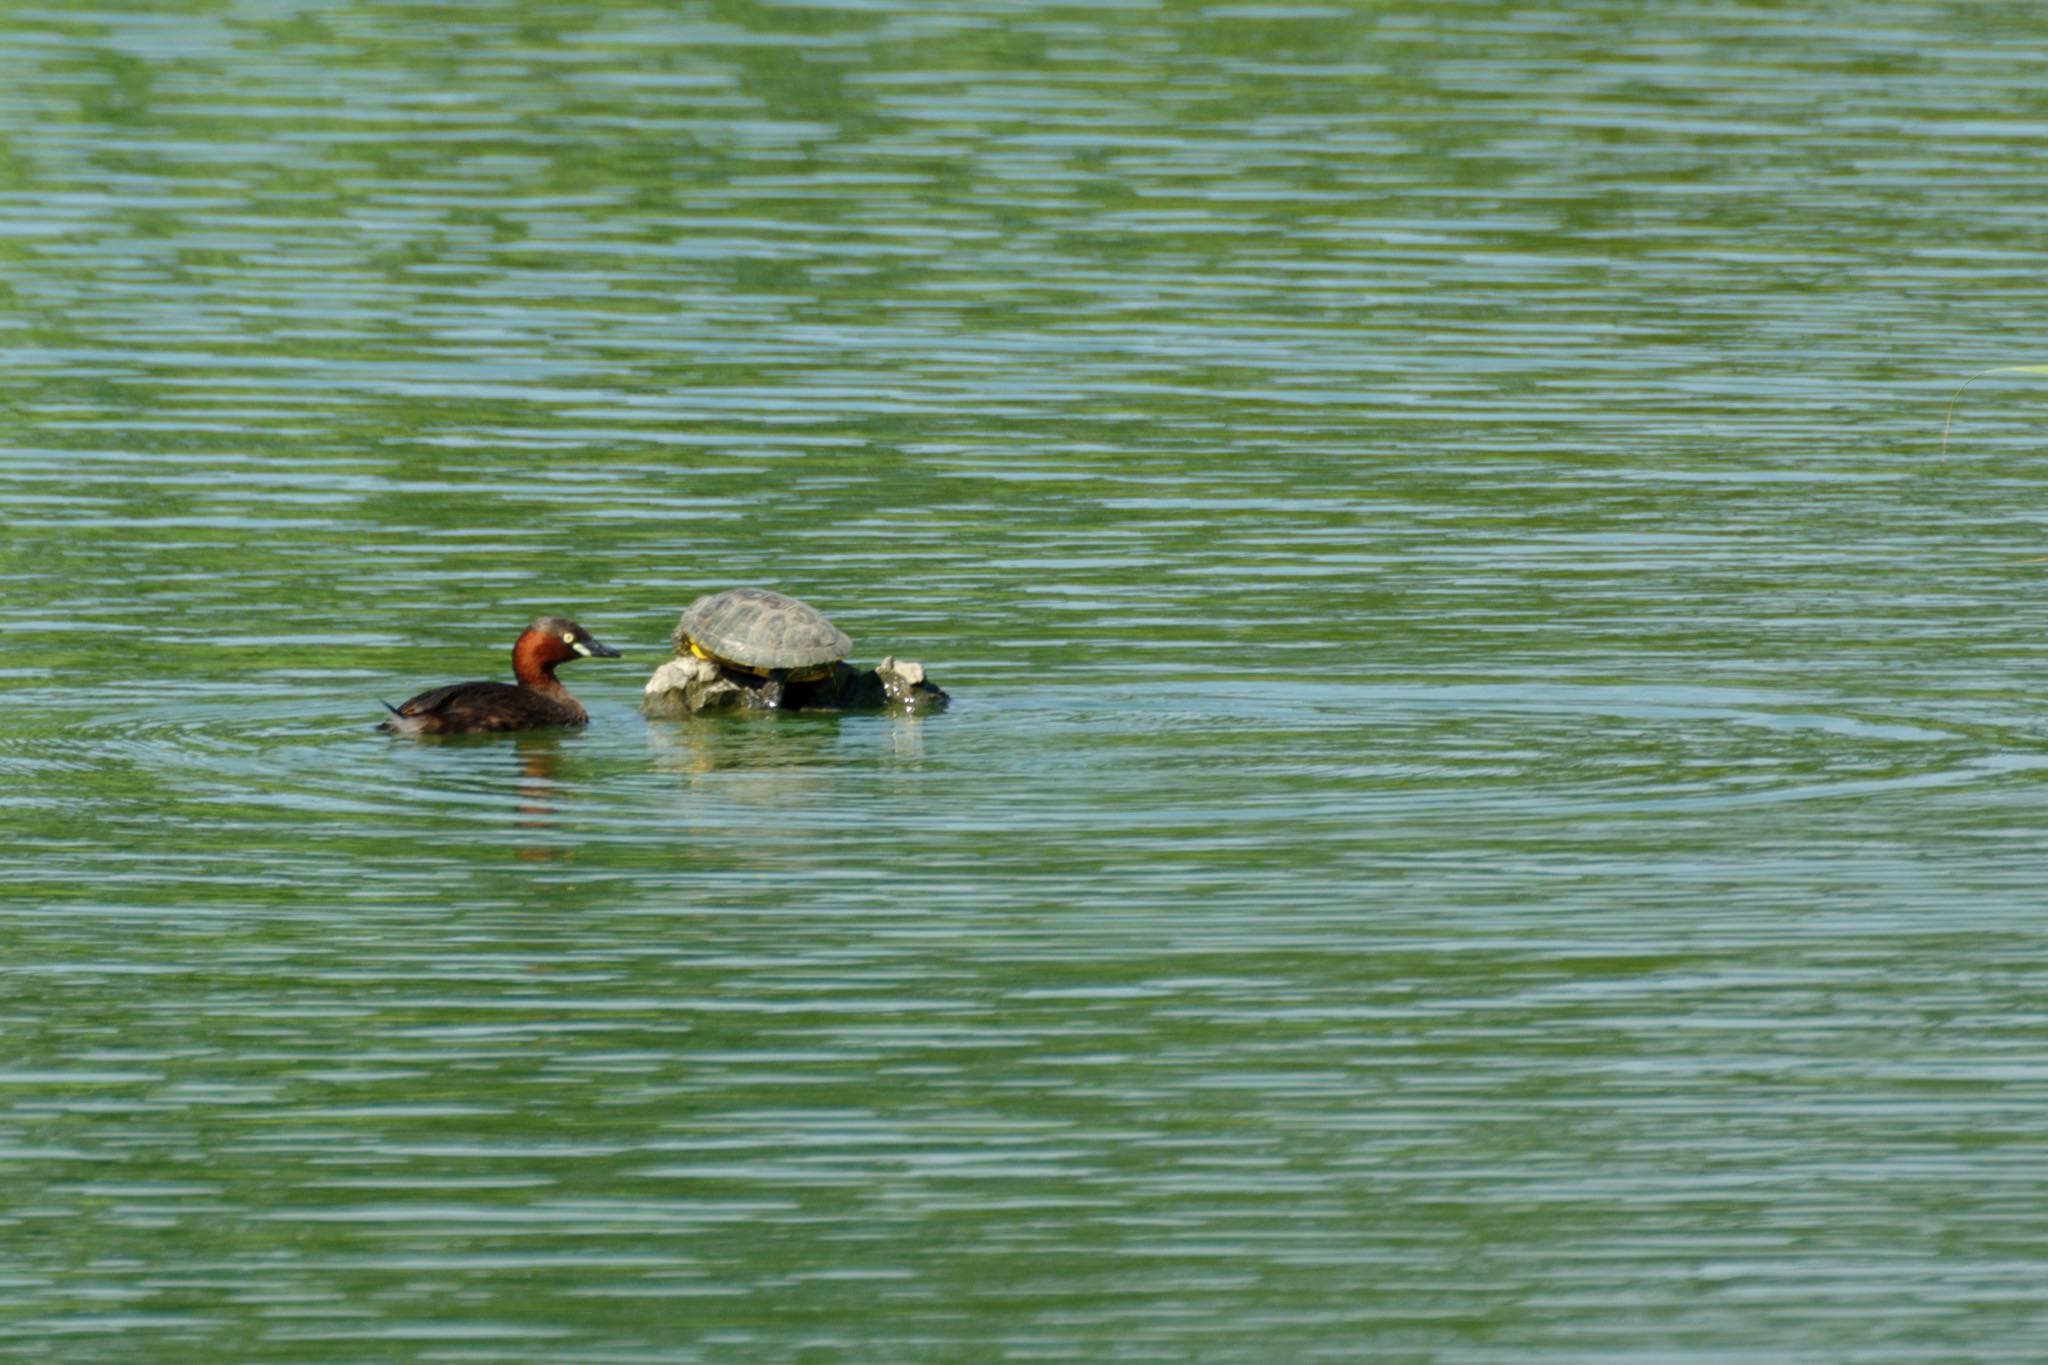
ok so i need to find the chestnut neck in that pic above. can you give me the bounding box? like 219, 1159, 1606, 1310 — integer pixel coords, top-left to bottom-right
511, 629, 570, 696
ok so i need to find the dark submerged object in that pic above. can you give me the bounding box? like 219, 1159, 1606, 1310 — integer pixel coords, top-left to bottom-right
380, 616, 622, 735
674, 587, 853, 709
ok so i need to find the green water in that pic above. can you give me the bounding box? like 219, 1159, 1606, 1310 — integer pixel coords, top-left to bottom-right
8, 1, 2048, 1359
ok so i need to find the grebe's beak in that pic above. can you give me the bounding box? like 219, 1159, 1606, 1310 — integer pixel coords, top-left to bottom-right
572, 637, 622, 659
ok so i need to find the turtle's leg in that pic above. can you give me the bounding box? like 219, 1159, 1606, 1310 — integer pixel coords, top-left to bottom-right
760, 669, 788, 709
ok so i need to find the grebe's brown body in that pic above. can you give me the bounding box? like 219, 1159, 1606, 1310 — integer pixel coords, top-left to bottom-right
380, 616, 621, 735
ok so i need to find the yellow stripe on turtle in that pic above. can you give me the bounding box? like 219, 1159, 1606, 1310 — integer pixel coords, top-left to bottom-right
686, 637, 834, 683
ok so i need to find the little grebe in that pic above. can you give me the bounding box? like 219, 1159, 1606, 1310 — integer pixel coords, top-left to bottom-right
380, 616, 622, 735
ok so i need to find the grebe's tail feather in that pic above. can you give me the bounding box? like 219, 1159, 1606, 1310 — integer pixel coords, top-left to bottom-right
377, 700, 420, 735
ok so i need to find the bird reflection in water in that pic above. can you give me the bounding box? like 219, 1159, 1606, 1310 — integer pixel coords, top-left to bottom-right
512, 732, 565, 860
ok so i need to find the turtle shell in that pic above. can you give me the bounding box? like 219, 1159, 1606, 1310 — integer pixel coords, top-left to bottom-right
673, 588, 852, 677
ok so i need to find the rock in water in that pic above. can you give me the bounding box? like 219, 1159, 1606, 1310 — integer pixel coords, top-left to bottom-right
642, 647, 949, 718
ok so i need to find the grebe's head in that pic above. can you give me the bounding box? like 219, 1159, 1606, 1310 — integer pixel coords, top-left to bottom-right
522, 616, 623, 663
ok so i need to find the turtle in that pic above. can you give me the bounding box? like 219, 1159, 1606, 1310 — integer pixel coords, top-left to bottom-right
673, 587, 853, 708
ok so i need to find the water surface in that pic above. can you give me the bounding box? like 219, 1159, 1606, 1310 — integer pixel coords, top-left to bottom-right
7, 2, 2048, 1359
